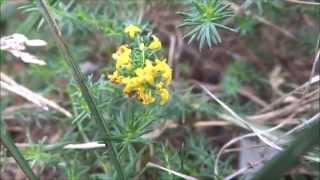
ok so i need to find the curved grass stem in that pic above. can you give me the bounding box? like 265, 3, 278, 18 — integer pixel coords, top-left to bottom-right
250, 117, 320, 180
0, 120, 38, 180
37, 0, 124, 179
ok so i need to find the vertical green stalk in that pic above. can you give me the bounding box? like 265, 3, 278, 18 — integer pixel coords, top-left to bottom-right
0, 119, 37, 180
250, 116, 320, 180
37, 0, 124, 179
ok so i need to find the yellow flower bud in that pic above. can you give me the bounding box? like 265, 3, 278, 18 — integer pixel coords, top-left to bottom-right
154, 59, 172, 85
159, 88, 169, 105
108, 71, 122, 84
139, 43, 145, 51
124, 25, 141, 38
148, 35, 162, 49
113, 44, 132, 70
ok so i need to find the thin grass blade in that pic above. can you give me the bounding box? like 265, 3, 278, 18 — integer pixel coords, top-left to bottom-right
0, 119, 38, 180
37, 0, 124, 179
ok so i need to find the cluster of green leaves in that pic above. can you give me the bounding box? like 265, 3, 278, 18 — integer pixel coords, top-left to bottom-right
234, 15, 257, 35
153, 133, 232, 180
6, 76, 227, 179
178, 0, 234, 49
17, 0, 143, 37
222, 60, 264, 95
69, 77, 221, 143
219, 60, 267, 115
68, 75, 161, 146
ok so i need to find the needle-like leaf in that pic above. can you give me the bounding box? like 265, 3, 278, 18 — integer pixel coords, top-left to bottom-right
178, 0, 235, 49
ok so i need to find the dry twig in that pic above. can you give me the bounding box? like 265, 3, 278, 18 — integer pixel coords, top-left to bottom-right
284, 0, 320, 5
225, 1, 296, 40
146, 162, 198, 180
1, 72, 72, 117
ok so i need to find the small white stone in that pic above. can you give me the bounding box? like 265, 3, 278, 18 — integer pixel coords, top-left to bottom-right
64, 142, 106, 149
26, 39, 47, 46
12, 33, 28, 43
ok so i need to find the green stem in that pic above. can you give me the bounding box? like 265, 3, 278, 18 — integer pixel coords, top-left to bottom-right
0, 120, 38, 180
37, 0, 124, 179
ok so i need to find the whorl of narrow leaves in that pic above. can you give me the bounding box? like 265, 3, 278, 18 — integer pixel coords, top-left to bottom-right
178, 0, 234, 49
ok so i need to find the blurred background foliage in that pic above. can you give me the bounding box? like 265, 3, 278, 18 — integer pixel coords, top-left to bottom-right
1, 0, 319, 179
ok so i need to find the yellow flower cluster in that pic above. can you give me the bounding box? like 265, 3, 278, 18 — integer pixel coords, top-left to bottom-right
108, 25, 172, 105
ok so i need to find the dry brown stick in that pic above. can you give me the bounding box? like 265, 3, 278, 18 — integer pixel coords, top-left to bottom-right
249, 92, 319, 122
3, 104, 38, 114
223, 113, 302, 154
1, 72, 72, 117
193, 80, 318, 122
141, 115, 303, 141
284, 0, 320, 5
158, 28, 183, 81
192, 80, 269, 108
168, 35, 176, 69
238, 87, 269, 108
258, 76, 319, 114
3, 104, 39, 119
309, 49, 320, 88
260, 47, 320, 114
192, 80, 318, 122
252, 15, 296, 39
223, 144, 272, 154
225, 160, 262, 180
193, 120, 231, 127
146, 162, 198, 180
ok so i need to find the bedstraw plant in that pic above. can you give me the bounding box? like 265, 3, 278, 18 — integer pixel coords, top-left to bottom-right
1, 0, 319, 179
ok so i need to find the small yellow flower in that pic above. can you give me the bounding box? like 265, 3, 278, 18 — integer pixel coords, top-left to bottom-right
124, 25, 141, 38
156, 82, 165, 89
112, 44, 132, 70
116, 56, 131, 70
108, 71, 122, 83
137, 88, 155, 104
139, 42, 145, 51
122, 77, 143, 94
148, 35, 162, 49
159, 88, 169, 105
135, 68, 154, 85
154, 59, 172, 85
135, 60, 156, 85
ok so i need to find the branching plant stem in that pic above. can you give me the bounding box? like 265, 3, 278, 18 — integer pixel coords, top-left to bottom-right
37, 0, 124, 179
